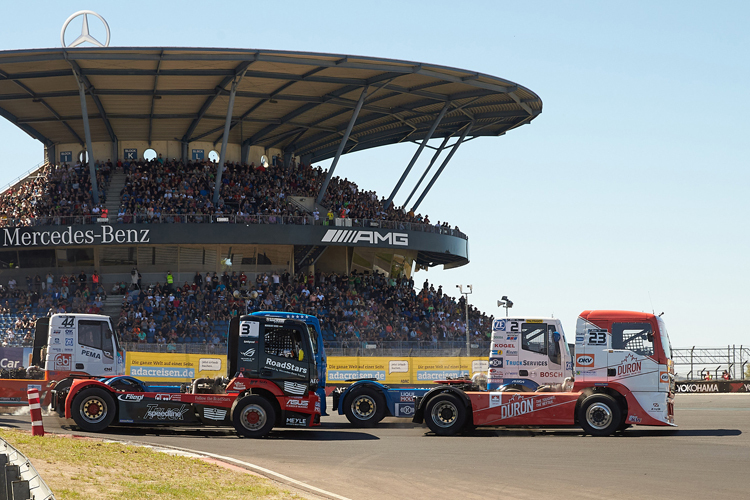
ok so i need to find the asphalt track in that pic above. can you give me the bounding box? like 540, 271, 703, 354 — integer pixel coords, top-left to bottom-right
1, 394, 747, 499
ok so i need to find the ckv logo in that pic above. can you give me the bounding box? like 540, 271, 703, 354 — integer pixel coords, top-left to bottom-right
321, 229, 408, 246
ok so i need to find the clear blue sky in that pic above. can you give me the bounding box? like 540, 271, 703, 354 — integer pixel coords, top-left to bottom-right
0, 1, 748, 348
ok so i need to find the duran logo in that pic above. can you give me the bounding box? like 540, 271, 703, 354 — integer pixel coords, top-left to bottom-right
499, 393, 535, 419
575, 354, 595, 367
617, 354, 642, 376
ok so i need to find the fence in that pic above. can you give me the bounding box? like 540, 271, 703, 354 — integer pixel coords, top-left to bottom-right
671, 346, 750, 380
0, 213, 468, 239
0, 437, 55, 500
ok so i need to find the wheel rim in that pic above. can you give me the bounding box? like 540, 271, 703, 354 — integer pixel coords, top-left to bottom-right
351, 395, 376, 420
80, 397, 107, 424
586, 402, 613, 430
431, 400, 458, 428
240, 404, 267, 431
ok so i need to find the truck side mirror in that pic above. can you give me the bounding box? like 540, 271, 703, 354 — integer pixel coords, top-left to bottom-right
647, 333, 654, 343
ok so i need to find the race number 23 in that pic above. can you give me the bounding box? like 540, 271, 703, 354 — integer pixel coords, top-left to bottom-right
588, 329, 607, 345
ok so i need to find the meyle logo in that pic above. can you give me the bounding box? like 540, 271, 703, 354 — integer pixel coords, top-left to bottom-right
321, 229, 408, 246
2, 225, 150, 247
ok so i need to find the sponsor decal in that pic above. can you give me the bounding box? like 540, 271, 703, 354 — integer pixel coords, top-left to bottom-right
193, 395, 228, 404
506, 335, 518, 341
52, 337, 61, 345
576, 354, 595, 367
203, 407, 228, 421
587, 328, 607, 345
628, 415, 642, 423
493, 319, 506, 331
239, 322, 259, 338
676, 383, 719, 393
155, 394, 182, 401
53, 353, 71, 370
129, 366, 195, 379
315, 400, 321, 413
489, 358, 503, 368
565, 361, 573, 371
0, 397, 22, 403
2, 225, 151, 248
144, 404, 189, 420
660, 371, 669, 383
232, 382, 247, 391
539, 371, 563, 378
118, 394, 144, 402
650, 402, 662, 413
616, 354, 642, 376
285, 417, 307, 427
493, 343, 515, 349
50, 347, 62, 353
489, 393, 502, 408
490, 350, 503, 356
489, 368, 503, 378
399, 392, 416, 403
241, 348, 256, 357
27, 384, 42, 393
506, 360, 547, 367
499, 394, 535, 419
394, 403, 414, 417
65, 338, 74, 347
575, 336, 585, 343
266, 358, 308, 375
328, 370, 385, 381
505, 350, 518, 356
81, 348, 101, 360
286, 398, 309, 409
321, 229, 408, 246
65, 329, 74, 336
103, 367, 113, 372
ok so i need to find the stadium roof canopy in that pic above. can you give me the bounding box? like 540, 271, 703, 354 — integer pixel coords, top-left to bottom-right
0, 47, 542, 163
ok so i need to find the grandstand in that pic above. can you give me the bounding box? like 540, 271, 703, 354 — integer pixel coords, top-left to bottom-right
0, 44, 542, 353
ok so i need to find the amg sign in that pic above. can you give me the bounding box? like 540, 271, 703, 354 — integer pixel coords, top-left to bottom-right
2, 225, 151, 247
321, 229, 408, 246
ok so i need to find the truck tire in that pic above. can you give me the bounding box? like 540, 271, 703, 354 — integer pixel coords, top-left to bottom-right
578, 393, 621, 436
71, 387, 116, 432
344, 387, 387, 427
424, 393, 467, 436
231, 395, 275, 438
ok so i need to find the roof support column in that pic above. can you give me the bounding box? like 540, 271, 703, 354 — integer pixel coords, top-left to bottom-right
181, 141, 188, 163
411, 120, 473, 212
384, 102, 449, 211
403, 135, 450, 209
241, 142, 250, 165
316, 86, 368, 205
213, 72, 245, 205
112, 139, 118, 163
45, 144, 55, 165
75, 74, 99, 205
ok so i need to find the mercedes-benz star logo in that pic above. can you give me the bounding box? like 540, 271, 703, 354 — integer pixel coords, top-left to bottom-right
61, 11, 110, 48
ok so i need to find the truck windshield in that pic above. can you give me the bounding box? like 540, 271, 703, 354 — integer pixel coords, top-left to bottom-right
657, 317, 672, 359
307, 325, 319, 355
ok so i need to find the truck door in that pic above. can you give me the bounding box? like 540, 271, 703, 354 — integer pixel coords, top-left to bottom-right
76, 319, 116, 376
519, 321, 549, 383
608, 321, 657, 391
261, 321, 312, 396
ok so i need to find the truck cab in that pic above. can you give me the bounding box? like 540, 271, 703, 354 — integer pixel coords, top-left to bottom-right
250, 311, 327, 415
38, 314, 125, 377
488, 317, 573, 392
573, 310, 675, 425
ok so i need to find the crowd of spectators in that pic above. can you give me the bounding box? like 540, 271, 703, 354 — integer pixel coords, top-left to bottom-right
0, 161, 110, 227
0, 156, 461, 233
116, 268, 492, 348
0, 271, 107, 347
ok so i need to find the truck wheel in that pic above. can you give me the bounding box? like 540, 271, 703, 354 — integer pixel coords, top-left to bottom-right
232, 395, 275, 438
424, 393, 466, 436
344, 388, 386, 427
578, 394, 621, 436
71, 388, 116, 432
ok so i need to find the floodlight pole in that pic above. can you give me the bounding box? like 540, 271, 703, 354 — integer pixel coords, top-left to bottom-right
316, 85, 369, 205
457, 284, 473, 354
74, 73, 99, 204
411, 120, 473, 212
383, 101, 450, 211
213, 70, 247, 205
403, 135, 449, 209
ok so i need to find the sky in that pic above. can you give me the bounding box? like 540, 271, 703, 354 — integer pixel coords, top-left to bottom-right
0, 1, 748, 349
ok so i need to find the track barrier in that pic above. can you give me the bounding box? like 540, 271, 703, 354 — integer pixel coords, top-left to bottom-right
26, 389, 43, 437
675, 380, 750, 393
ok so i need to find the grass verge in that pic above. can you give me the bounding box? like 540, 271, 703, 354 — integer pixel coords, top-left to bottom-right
0, 429, 303, 500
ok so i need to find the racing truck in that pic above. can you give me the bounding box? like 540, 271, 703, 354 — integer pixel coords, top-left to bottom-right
63, 315, 321, 438
0, 313, 125, 410
332, 316, 574, 427
412, 310, 675, 436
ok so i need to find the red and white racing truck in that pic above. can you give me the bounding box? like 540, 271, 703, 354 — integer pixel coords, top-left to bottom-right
413, 310, 675, 436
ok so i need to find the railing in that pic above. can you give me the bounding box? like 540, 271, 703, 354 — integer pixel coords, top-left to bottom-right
124, 339, 490, 356
1, 437, 55, 500
0, 161, 47, 193
0, 213, 468, 239
672, 346, 750, 380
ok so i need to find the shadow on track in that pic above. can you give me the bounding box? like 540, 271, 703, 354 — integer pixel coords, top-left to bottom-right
431, 427, 742, 438
56, 424, 379, 441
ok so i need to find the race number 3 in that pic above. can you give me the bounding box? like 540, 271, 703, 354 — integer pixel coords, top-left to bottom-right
239, 321, 259, 338
587, 328, 607, 345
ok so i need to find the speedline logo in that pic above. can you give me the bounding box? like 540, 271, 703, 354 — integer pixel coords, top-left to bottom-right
321, 229, 408, 246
